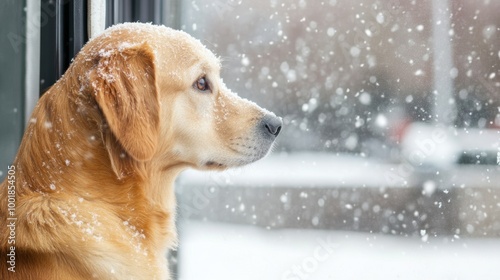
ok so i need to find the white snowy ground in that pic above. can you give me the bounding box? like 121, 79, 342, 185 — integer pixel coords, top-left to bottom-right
179, 152, 500, 189
177, 221, 500, 280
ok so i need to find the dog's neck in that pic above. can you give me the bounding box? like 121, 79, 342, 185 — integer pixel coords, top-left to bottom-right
14, 72, 183, 252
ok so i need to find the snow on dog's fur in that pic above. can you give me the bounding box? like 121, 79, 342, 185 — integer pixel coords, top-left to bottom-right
0, 23, 281, 279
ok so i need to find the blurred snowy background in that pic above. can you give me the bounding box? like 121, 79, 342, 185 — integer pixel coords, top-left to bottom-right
173, 0, 500, 279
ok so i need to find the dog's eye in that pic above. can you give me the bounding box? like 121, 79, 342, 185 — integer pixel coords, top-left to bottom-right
194, 77, 210, 92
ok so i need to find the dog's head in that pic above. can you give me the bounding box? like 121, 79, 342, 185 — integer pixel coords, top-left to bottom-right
80, 23, 282, 178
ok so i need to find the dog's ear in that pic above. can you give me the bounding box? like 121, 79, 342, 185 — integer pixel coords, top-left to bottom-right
90, 43, 160, 175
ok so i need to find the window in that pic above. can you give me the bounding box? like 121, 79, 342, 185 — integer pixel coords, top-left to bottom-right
0, 0, 25, 181
175, 1, 500, 279
1, 1, 498, 279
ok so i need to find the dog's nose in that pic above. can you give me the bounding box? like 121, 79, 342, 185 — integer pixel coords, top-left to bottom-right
262, 114, 282, 137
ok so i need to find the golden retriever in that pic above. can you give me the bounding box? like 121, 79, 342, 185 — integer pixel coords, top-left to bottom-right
0, 23, 282, 279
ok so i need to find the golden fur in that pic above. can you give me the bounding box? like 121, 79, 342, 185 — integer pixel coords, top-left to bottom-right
0, 23, 281, 279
